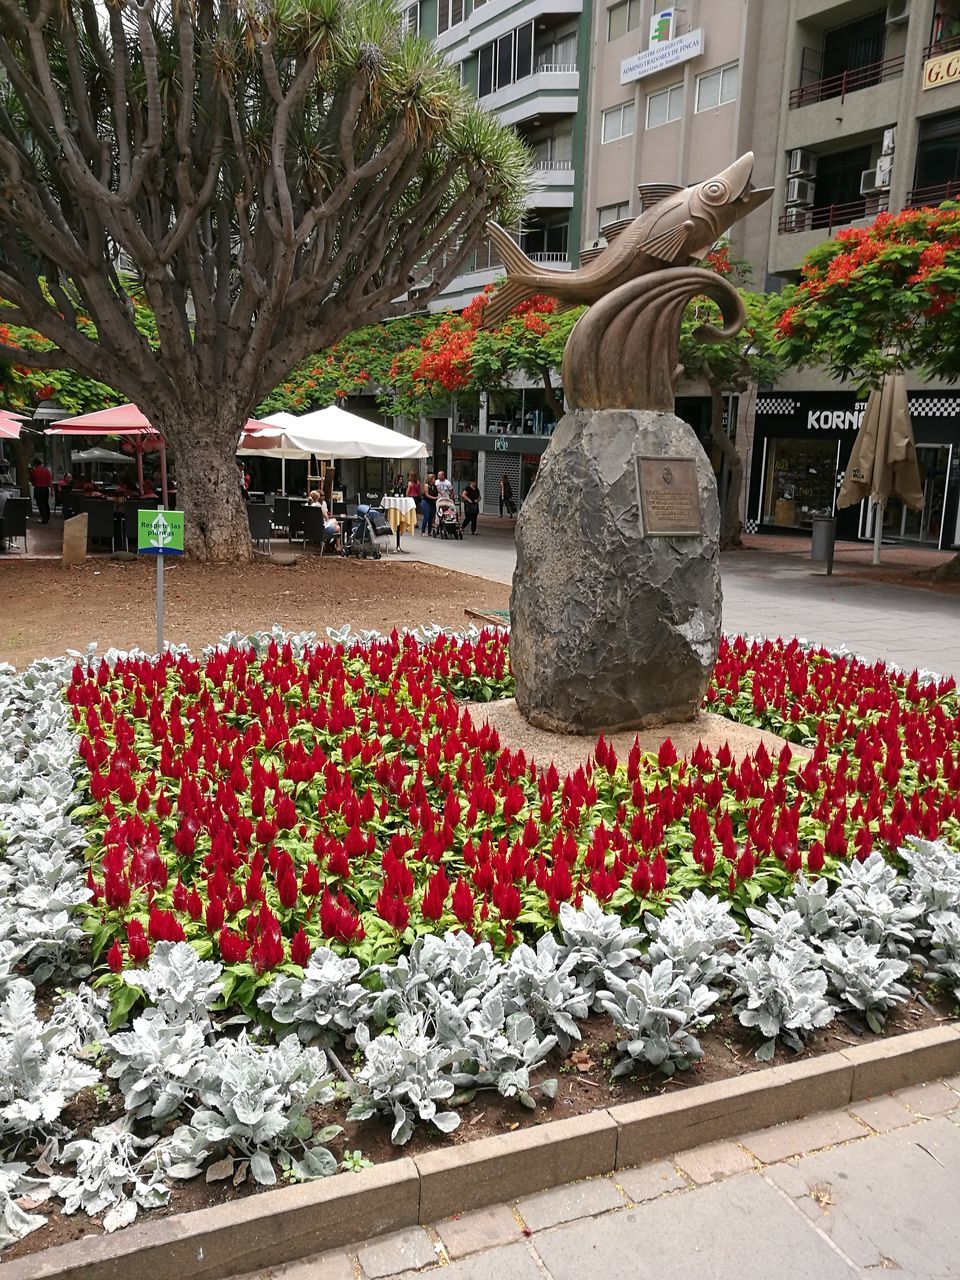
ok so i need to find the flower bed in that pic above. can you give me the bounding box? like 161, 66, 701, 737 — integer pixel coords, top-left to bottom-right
1, 629, 959, 1254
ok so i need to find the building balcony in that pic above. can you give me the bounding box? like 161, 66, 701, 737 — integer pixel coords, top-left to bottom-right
789, 53, 904, 108
777, 193, 889, 235
525, 160, 576, 209
480, 66, 579, 125
923, 34, 960, 61
906, 179, 960, 209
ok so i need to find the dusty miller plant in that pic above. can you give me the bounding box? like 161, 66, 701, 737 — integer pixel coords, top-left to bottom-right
598, 960, 719, 1077
499, 937, 589, 1050
646, 891, 740, 988
818, 936, 911, 1031
729, 946, 835, 1059
169, 1034, 339, 1185
829, 853, 920, 958
51, 1119, 173, 1233
348, 1014, 462, 1145
259, 948, 367, 1045
454, 995, 558, 1108
126, 942, 224, 1023
558, 897, 643, 1003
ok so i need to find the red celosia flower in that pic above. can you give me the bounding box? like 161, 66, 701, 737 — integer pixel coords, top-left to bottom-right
106, 940, 124, 973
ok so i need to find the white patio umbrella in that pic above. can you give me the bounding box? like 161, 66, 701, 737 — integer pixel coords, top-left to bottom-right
71, 447, 137, 465
239, 405, 426, 461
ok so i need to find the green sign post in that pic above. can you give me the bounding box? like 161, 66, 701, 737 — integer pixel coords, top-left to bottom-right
137, 507, 184, 652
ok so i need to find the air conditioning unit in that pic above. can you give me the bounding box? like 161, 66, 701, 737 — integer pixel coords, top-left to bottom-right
787, 149, 817, 177
782, 207, 809, 233
785, 177, 815, 206
860, 157, 892, 194
882, 126, 896, 155
886, 0, 910, 24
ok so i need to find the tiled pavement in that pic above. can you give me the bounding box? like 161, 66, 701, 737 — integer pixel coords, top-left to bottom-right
403, 527, 960, 681
239, 1076, 960, 1279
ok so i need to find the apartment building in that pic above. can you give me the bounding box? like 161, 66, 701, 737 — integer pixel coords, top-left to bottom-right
743, 0, 960, 551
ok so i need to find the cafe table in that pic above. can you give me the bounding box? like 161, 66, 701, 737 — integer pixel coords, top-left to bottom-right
380, 495, 418, 553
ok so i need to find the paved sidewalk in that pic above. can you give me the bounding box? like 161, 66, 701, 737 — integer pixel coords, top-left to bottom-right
402, 527, 960, 680
240, 1076, 960, 1280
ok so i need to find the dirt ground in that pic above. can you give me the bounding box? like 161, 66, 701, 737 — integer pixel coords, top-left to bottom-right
0, 558, 510, 669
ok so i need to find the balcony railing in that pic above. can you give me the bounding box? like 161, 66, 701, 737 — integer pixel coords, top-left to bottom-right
468, 238, 570, 271
532, 159, 574, 171
533, 63, 578, 74
788, 54, 904, 108
923, 33, 960, 59
777, 193, 889, 234
906, 180, 960, 208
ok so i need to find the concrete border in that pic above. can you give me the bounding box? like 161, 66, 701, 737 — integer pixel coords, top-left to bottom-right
5, 1024, 959, 1280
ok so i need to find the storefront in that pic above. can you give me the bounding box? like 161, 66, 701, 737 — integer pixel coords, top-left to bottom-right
746, 391, 960, 549
449, 433, 551, 513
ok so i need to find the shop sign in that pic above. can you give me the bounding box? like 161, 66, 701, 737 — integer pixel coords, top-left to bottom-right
621, 27, 703, 85
806, 408, 865, 431
521, 454, 540, 465
494, 437, 509, 451
452, 449, 473, 460
923, 51, 960, 90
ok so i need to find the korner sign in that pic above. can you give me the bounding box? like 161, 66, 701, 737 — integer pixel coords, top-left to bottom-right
807, 408, 865, 431
620, 28, 704, 85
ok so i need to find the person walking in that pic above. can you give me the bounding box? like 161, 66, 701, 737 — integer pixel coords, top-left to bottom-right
28, 457, 53, 524
499, 472, 515, 518
461, 478, 481, 535
420, 472, 438, 536
436, 469, 453, 502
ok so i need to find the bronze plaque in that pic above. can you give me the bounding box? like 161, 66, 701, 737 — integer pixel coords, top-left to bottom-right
637, 457, 703, 536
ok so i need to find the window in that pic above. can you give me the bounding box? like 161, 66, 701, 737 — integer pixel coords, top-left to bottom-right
695, 63, 738, 111
532, 130, 573, 167
536, 30, 577, 69
597, 202, 629, 234
607, 0, 641, 41
521, 214, 569, 258
646, 82, 683, 128
400, 1, 419, 34
477, 22, 535, 96
437, 0, 463, 36
601, 101, 635, 143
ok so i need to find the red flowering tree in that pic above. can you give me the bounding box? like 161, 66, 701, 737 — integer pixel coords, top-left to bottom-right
775, 204, 960, 576
386, 286, 582, 419
775, 205, 960, 384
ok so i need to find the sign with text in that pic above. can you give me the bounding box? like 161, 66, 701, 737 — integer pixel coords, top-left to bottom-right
138, 508, 184, 556
621, 27, 703, 85
637, 457, 703, 536
922, 50, 960, 90
494, 436, 509, 452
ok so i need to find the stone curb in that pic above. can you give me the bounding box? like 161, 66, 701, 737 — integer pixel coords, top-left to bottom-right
5, 1025, 959, 1280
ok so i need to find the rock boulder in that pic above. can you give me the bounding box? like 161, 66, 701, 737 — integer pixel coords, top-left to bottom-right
510, 408, 721, 734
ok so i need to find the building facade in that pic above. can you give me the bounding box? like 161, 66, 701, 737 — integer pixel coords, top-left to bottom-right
740, 0, 960, 549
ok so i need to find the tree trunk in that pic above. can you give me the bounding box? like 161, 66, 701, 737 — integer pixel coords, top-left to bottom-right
541, 367, 563, 421
705, 373, 743, 551
161, 426, 254, 563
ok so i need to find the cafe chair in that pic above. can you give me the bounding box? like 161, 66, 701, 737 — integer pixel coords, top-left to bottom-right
246, 502, 272, 553
86, 500, 117, 553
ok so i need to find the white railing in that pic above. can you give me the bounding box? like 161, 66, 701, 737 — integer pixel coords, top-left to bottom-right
535, 62, 578, 73
533, 159, 573, 171
528, 251, 569, 263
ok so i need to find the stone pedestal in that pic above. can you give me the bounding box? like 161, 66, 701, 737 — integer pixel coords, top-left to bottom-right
510, 408, 721, 734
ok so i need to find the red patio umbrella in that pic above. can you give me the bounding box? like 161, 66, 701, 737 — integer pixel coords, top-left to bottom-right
46, 404, 271, 506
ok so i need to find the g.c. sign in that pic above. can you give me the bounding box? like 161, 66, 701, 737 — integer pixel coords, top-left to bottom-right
923, 51, 960, 90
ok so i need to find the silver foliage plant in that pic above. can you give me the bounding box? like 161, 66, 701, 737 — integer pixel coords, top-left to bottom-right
818, 936, 911, 1032
598, 961, 720, 1077
730, 947, 835, 1060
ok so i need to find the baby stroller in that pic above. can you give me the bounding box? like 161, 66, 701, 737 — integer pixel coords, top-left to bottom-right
344, 504, 392, 559
435, 499, 463, 540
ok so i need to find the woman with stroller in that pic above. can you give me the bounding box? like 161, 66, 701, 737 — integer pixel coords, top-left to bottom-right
435, 491, 460, 538
420, 472, 438, 536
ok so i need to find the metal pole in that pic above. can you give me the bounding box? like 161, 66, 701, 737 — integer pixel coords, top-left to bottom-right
156, 503, 164, 653
872, 498, 884, 565
281, 456, 286, 496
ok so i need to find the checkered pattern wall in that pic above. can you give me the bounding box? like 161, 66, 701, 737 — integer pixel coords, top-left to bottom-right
910, 396, 960, 417
756, 397, 799, 415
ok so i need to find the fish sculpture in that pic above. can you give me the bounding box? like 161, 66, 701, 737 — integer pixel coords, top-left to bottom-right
481, 152, 772, 328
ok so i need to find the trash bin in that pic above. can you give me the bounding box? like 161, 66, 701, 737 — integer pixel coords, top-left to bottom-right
810, 514, 837, 574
